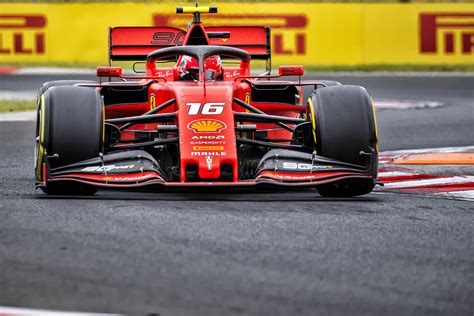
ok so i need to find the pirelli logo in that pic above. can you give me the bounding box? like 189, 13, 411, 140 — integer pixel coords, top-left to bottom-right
153, 14, 307, 55
420, 13, 474, 55
0, 14, 46, 55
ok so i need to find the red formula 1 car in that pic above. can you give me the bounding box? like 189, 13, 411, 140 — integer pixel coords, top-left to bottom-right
34, 5, 379, 197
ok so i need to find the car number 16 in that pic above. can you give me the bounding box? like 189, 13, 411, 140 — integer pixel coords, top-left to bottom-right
186, 102, 225, 115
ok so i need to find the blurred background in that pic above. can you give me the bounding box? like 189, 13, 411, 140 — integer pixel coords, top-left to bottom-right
0, 0, 473, 69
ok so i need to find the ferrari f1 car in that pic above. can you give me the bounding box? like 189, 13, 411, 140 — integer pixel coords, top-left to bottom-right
34, 5, 379, 197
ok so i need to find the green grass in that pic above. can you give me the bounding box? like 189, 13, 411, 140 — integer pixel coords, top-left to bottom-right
0, 100, 37, 113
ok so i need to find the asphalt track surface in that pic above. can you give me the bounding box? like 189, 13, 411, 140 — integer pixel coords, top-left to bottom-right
0, 74, 473, 315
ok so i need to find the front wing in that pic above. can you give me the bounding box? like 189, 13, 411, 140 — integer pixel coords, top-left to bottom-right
37, 149, 377, 190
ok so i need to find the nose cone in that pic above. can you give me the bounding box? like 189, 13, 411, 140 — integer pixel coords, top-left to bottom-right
176, 84, 237, 182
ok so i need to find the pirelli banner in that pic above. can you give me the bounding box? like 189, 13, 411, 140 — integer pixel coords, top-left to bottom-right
0, 3, 473, 66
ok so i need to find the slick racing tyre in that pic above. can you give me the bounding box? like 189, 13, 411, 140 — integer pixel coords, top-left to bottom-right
318, 80, 341, 88
38, 80, 95, 97
35, 86, 103, 195
308, 85, 378, 197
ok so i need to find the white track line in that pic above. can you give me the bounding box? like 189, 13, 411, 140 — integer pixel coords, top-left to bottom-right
383, 175, 474, 189
380, 146, 474, 156
378, 171, 417, 178
14, 67, 96, 75
374, 99, 443, 110
0, 306, 121, 316
437, 190, 474, 201
0, 111, 36, 122
0, 90, 37, 101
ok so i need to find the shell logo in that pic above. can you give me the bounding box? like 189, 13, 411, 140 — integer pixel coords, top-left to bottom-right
187, 119, 227, 133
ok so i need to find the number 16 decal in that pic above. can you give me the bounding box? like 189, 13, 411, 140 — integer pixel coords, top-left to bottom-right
186, 102, 225, 115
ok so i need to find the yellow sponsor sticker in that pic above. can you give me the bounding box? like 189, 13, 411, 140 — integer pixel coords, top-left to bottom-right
192, 146, 224, 151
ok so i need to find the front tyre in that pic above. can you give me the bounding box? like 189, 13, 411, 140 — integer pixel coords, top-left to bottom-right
35, 86, 104, 195
38, 80, 95, 96
308, 85, 378, 197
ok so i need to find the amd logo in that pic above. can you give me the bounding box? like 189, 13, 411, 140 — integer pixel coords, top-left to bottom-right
191, 135, 225, 139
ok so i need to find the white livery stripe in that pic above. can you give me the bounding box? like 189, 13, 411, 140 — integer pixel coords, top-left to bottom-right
383, 176, 474, 189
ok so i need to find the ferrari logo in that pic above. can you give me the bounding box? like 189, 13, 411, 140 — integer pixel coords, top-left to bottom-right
150, 94, 156, 110
245, 93, 251, 113
245, 93, 250, 104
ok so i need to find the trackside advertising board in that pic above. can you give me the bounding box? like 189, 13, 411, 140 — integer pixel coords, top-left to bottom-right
0, 3, 473, 66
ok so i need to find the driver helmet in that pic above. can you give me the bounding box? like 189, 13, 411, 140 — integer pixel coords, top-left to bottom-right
179, 55, 222, 81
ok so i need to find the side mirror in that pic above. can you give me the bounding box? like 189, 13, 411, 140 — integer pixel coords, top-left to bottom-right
278, 65, 304, 76
97, 66, 122, 77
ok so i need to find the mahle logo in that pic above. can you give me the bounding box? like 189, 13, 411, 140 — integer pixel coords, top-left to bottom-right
0, 14, 46, 55
420, 13, 474, 55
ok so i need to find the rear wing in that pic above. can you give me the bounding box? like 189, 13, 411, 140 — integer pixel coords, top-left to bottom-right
108, 25, 271, 69
108, 26, 185, 62
206, 26, 270, 61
